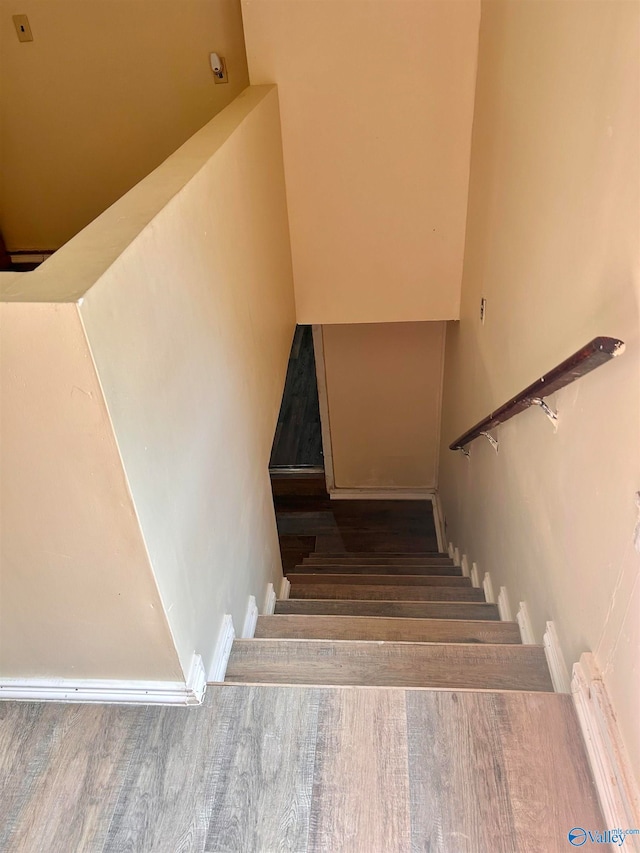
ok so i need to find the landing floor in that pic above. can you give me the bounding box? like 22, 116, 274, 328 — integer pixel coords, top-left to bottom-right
0, 685, 602, 852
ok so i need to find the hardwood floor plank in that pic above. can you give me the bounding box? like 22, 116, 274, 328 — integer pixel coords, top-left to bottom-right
290, 584, 485, 601
309, 688, 411, 853
205, 686, 321, 853
255, 615, 522, 644
287, 573, 470, 587
104, 699, 222, 853
497, 693, 604, 851
225, 640, 554, 691
0, 702, 51, 851
1, 703, 138, 853
406, 690, 517, 852
275, 599, 501, 620
406, 691, 604, 852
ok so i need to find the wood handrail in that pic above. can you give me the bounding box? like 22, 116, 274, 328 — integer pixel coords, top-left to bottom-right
449, 336, 625, 451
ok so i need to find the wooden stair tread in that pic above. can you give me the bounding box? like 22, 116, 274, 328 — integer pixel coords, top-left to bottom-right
289, 583, 485, 601
308, 552, 450, 558
287, 573, 471, 587
255, 614, 522, 643
226, 639, 554, 691
305, 556, 454, 566
276, 599, 501, 619
294, 564, 461, 576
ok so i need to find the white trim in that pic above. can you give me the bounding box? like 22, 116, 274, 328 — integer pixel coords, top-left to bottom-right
469, 561, 480, 588
482, 572, 495, 603
0, 652, 206, 706
279, 577, 291, 600
431, 493, 446, 554
448, 542, 455, 559
459, 553, 469, 577
312, 325, 335, 493
572, 654, 640, 833
329, 488, 435, 501
542, 621, 570, 693
516, 601, 535, 644
241, 595, 259, 639
207, 615, 235, 683
497, 587, 513, 622
263, 583, 277, 615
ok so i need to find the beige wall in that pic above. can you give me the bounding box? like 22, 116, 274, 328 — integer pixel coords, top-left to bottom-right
0, 302, 183, 680
439, 0, 639, 781
0, 0, 249, 251
241, 0, 479, 324
322, 322, 445, 490
0, 86, 296, 681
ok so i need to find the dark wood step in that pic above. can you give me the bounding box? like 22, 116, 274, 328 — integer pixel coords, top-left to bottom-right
292, 563, 462, 576
225, 640, 553, 691
287, 573, 470, 587
255, 615, 522, 644
276, 599, 500, 619
309, 551, 449, 559
304, 555, 453, 566
289, 584, 485, 601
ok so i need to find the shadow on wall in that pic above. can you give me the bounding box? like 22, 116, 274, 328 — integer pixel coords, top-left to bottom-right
0, 0, 250, 252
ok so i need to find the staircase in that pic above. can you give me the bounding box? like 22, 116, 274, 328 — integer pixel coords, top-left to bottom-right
226, 550, 553, 692
220, 529, 605, 848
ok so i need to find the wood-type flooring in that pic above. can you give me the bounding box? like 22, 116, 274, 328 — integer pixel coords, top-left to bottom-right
0, 685, 602, 852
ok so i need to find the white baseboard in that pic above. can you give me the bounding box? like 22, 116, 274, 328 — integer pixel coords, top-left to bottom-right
430, 493, 446, 553
542, 621, 570, 693
470, 561, 480, 588
516, 601, 535, 644
329, 488, 435, 501
460, 548, 471, 578
279, 577, 291, 600
448, 541, 455, 559
207, 615, 235, 683
572, 653, 640, 834
482, 572, 495, 604
241, 595, 259, 639
0, 652, 206, 706
263, 583, 277, 615
454, 547, 462, 569
497, 586, 513, 622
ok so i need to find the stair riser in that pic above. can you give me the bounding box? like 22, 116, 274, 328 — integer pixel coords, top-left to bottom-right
255, 615, 522, 644
304, 558, 454, 567
290, 585, 485, 601
287, 574, 471, 587
275, 600, 500, 619
226, 640, 554, 692
294, 565, 461, 576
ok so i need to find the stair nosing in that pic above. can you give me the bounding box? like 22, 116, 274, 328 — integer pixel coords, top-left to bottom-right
233, 638, 541, 649
259, 614, 518, 626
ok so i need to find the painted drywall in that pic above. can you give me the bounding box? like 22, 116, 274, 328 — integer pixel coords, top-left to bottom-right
241, 0, 480, 324
0, 86, 295, 682
321, 322, 445, 489
0, 0, 249, 251
0, 301, 182, 679
79, 86, 296, 678
439, 0, 639, 781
